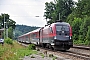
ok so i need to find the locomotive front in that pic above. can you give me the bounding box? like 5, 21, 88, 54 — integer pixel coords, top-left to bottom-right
53, 22, 73, 50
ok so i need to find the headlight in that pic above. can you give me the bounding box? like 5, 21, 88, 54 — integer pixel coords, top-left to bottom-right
70, 36, 71, 39
54, 36, 56, 39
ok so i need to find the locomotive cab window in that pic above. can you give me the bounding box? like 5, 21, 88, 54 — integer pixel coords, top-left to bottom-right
56, 25, 69, 31
63, 25, 69, 31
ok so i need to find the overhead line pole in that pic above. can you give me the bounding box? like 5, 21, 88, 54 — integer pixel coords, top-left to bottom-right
6, 22, 8, 38
4, 13, 5, 40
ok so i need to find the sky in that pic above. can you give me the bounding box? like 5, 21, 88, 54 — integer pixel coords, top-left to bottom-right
0, 0, 77, 27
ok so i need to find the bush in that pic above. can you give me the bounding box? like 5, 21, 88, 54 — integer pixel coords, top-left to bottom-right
31, 55, 35, 58
5, 38, 13, 45
36, 48, 40, 51
49, 54, 53, 57
85, 40, 90, 45
0, 49, 4, 57
52, 56, 57, 60
28, 44, 36, 50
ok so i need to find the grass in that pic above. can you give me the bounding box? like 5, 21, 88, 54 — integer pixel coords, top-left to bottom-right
39, 53, 45, 58
0, 40, 57, 60
52, 56, 57, 60
0, 41, 37, 60
31, 55, 35, 58
74, 40, 90, 46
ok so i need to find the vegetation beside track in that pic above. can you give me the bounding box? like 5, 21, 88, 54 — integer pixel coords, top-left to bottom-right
73, 40, 90, 46
0, 38, 37, 60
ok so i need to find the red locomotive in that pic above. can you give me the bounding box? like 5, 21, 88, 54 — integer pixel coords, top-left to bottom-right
18, 21, 73, 51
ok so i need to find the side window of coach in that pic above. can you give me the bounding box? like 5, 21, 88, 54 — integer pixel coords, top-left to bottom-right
50, 27, 53, 33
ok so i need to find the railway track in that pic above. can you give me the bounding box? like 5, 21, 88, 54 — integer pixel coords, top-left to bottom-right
73, 45, 90, 50
19, 42, 90, 60
37, 46, 90, 60
35, 46, 90, 60
64, 51, 90, 60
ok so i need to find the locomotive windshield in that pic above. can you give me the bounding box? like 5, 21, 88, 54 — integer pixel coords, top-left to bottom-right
56, 25, 69, 31
55, 25, 70, 41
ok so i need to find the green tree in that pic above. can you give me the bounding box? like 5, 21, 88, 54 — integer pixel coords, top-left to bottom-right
55, 0, 74, 20
44, 0, 75, 24
0, 14, 16, 29
85, 26, 90, 45
7, 19, 16, 29
65, 0, 90, 45
79, 16, 90, 41
0, 13, 16, 39
75, 0, 90, 18
71, 18, 82, 40
44, 2, 56, 23
67, 0, 90, 23
8, 27, 13, 39
87, 26, 90, 40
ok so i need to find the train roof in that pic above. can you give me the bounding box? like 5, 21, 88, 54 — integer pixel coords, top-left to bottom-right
18, 28, 41, 38
30, 28, 41, 33
52, 22, 70, 26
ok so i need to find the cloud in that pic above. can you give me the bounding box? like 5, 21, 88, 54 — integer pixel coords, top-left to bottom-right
0, 0, 49, 27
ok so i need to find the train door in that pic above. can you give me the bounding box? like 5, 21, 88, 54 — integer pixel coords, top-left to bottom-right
27, 34, 30, 43
39, 29, 43, 43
